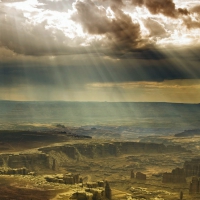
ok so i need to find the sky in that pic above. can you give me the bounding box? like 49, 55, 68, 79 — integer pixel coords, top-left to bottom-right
0, 0, 200, 102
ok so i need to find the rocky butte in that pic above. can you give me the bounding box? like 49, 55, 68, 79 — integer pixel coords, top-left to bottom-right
162, 168, 186, 184
184, 158, 200, 177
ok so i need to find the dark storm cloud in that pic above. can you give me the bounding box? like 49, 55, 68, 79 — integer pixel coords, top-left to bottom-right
72, 0, 110, 35
1, 46, 200, 89
131, 0, 189, 18
191, 5, 200, 13
107, 45, 200, 61
72, 0, 143, 52
0, 2, 143, 57
0, 3, 157, 58
0, 0, 199, 59
178, 8, 189, 15
130, 0, 200, 30
0, 55, 200, 90
0, 6, 86, 56
101, 0, 124, 7
116, 48, 168, 60
183, 5, 200, 29
143, 18, 168, 37
183, 17, 200, 29
0, 65, 63, 87
110, 0, 124, 7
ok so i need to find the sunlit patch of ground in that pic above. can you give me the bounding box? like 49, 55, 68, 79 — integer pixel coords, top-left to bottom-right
0, 175, 77, 200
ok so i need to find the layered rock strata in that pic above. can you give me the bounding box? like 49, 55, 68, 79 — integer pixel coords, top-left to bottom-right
162, 168, 186, 183
0, 142, 188, 172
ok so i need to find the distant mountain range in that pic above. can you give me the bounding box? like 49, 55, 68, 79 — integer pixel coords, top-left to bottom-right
175, 129, 200, 137
0, 101, 199, 134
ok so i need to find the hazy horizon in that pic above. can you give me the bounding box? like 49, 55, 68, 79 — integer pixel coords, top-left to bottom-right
0, 101, 199, 134
0, 100, 199, 104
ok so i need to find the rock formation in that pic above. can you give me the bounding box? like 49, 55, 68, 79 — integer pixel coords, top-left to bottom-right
162, 168, 186, 184
86, 182, 98, 188
80, 177, 83, 184
105, 181, 112, 200
184, 158, 200, 177
131, 170, 135, 179
0, 153, 51, 172
45, 173, 80, 185
70, 180, 106, 200
85, 188, 104, 200
40, 142, 189, 160
64, 173, 80, 184
70, 191, 91, 200
189, 176, 200, 194
0, 167, 28, 175
0, 142, 190, 174
71, 188, 104, 200
52, 158, 57, 171
180, 191, 183, 200
98, 181, 104, 187
175, 129, 200, 137
136, 172, 146, 180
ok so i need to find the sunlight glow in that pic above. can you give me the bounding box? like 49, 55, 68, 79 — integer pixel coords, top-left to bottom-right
0, 0, 200, 102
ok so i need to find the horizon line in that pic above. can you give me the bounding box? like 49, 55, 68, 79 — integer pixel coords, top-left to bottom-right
0, 100, 199, 104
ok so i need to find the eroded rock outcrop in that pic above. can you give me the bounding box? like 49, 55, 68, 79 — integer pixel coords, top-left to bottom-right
0, 153, 54, 172
105, 181, 112, 200
70, 191, 92, 200
64, 173, 80, 184
70, 180, 107, 200
184, 158, 200, 177
162, 168, 186, 184
136, 172, 146, 180
45, 173, 81, 184
39, 142, 188, 161
130, 170, 135, 179
189, 176, 200, 194
0, 142, 189, 173
0, 167, 28, 175
180, 191, 183, 200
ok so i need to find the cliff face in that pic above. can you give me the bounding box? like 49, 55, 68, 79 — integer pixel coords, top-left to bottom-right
40, 142, 188, 160
175, 129, 200, 137
189, 176, 200, 194
136, 172, 146, 180
0, 142, 188, 172
184, 159, 200, 177
0, 153, 52, 171
162, 168, 186, 184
